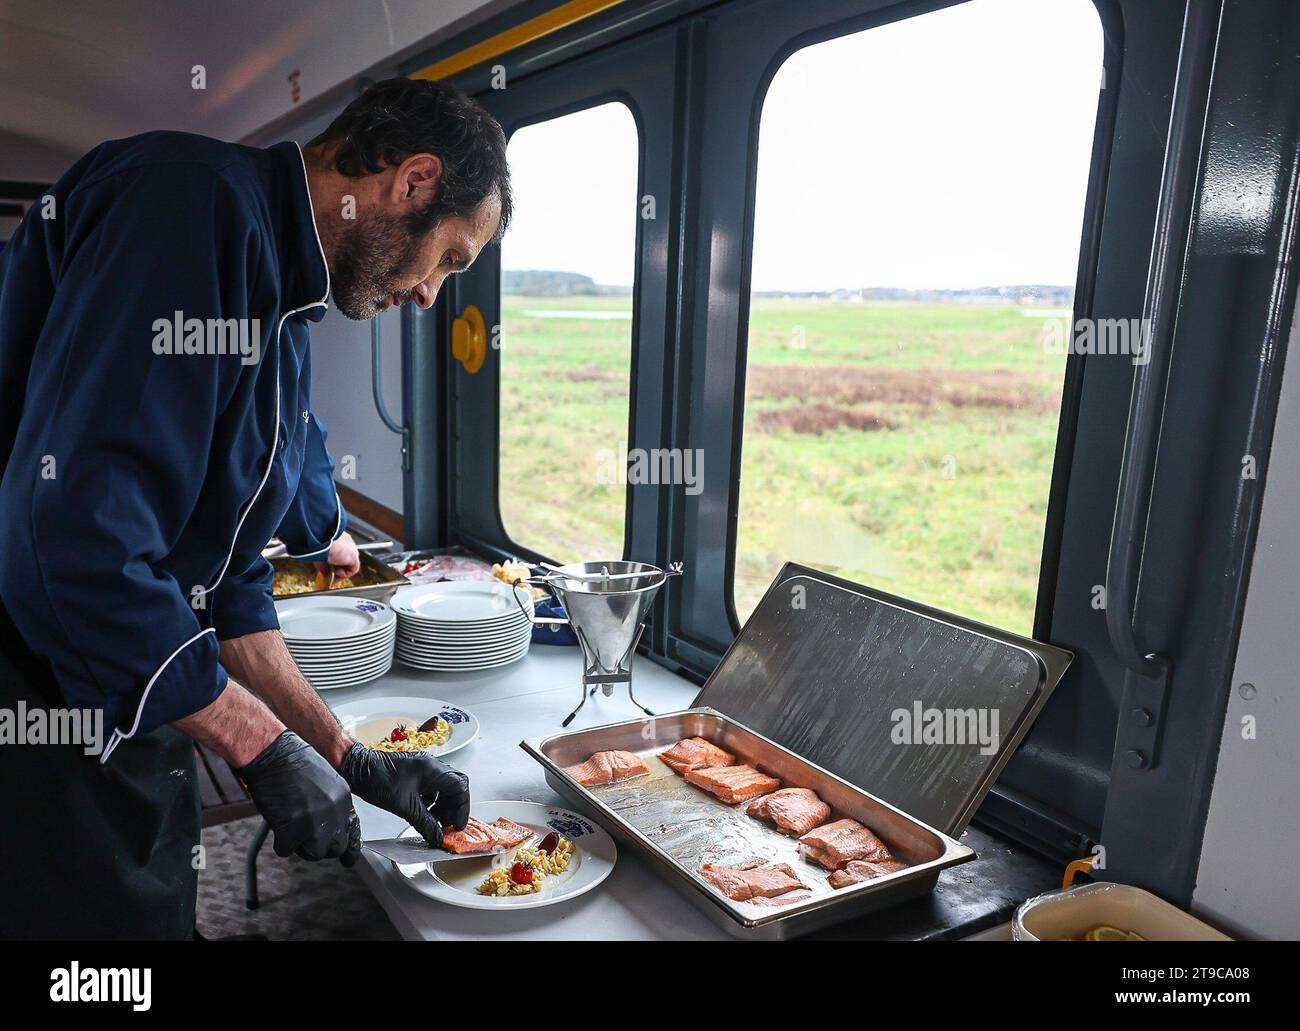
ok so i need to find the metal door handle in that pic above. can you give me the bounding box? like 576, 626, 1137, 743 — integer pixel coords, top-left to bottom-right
1103, 0, 1221, 770
371, 315, 411, 471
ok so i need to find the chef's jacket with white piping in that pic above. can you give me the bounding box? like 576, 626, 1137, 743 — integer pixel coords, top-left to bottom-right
0, 130, 346, 763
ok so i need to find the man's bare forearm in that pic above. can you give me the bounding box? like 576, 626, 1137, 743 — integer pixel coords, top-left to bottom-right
176, 680, 284, 767
220, 629, 354, 767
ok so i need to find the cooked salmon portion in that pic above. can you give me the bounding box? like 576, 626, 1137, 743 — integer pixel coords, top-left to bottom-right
658, 737, 736, 774
684, 764, 781, 804
562, 749, 651, 787
487, 817, 534, 848
440, 816, 496, 854
698, 862, 808, 902
746, 787, 832, 837
828, 859, 909, 888
440, 815, 536, 854
797, 818, 894, 870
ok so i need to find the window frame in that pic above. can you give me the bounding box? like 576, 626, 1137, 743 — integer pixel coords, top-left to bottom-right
491, 94, 647, 567
718, 0, 1122, 643
432, 20, 684, 590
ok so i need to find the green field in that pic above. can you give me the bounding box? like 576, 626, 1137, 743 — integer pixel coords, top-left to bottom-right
499, 293, 1067, 635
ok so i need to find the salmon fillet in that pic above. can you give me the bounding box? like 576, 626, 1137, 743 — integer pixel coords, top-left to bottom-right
440, 815, 535, 854
797, 818, 894, 870
487, 817, 534, 848
828, 859, 909, 889
684, 764, 781, 804
698, 862, 808, 902
439, 816, 496, 854
746, 787, 832, 837
562, 749, 651, 787
658, 737, 736, 775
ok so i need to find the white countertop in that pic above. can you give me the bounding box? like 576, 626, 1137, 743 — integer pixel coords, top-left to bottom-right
329, 643, 732, 940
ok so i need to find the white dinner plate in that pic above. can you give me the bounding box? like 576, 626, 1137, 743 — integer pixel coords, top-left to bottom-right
395, 618, 527, 634
329, 696, 478, 759
393, 638, 529, 657
392, 582, 533, 624
390, 634, 527, 660
396, 634, 532, 655
290, 638, 396, 666
300, 652, 394, 676
283, 626, 396, 650
276, 597, 395, 641
394, 648, 529, 672
394, 628, 531, 652
392, 800, 615, 910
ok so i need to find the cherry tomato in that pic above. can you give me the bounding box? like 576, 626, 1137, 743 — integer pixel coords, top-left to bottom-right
510, 862, 534, 885
390, 726, 407, 742
538, 832, 560, 855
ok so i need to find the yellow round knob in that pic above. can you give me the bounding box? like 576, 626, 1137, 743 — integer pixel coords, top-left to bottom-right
452, 305, 487, 374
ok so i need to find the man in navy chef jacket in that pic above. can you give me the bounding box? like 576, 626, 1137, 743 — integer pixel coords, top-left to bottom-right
0, 78, 510, 939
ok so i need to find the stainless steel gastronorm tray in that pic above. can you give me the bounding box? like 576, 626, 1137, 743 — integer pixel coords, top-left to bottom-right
270, 551, 409, 604
522, 707, 975, 939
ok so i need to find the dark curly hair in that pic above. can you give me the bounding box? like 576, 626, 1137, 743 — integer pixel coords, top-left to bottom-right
310, 77, 512, 240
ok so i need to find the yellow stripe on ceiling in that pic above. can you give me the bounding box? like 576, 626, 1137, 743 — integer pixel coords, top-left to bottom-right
412, 0, 627, 82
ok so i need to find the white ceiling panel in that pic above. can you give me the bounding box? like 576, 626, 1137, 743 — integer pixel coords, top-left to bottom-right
0, 0, 510, 178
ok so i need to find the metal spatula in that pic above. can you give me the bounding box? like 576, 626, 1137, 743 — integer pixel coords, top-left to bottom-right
361, 835, 517, 866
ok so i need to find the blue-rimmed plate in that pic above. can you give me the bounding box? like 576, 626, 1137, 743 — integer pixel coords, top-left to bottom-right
391, 800, 617, 911
329, 695, 479, 759
277, 596, 395, 642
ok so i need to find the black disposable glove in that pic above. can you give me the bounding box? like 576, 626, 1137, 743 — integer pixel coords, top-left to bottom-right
238, 731, 361, 866
338, 743, 470, 847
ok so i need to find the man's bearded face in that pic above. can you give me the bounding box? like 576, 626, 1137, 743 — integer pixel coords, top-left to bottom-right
329, 209, 428, 321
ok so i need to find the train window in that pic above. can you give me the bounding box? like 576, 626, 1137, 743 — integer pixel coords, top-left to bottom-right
498, 102, 639, 561
734, 0, 1103, 632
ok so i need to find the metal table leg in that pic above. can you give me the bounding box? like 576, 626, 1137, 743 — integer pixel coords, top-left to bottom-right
245, 819, 270, 910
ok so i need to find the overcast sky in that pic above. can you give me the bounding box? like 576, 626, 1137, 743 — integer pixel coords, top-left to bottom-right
501, 0, 1104, 293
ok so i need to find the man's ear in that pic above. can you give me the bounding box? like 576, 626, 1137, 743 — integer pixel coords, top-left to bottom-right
391, 154, 444, 209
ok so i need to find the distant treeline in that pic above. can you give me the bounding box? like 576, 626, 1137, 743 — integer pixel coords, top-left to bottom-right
755, 284, 1074, 305
504, 269, 1071, 305
502, 269, 631, 296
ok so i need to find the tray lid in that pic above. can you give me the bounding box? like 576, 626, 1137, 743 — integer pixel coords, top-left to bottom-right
694, 563, 1072, 836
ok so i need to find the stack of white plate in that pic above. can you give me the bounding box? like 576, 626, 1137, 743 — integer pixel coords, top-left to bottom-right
275, 595, 396, 690
391, 581, 534, 671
